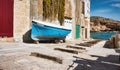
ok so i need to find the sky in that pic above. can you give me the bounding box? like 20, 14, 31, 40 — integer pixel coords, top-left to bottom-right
91, 0, 120, 21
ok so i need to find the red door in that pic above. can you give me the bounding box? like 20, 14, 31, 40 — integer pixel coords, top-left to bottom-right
0, 0, 13, 37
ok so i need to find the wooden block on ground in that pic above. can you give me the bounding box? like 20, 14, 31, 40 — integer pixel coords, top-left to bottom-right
76, 40, 102, 47
34, 40, 39, 44
30, 52, 62, 64
66, 45, 86, 50
86, 40, 101, 44
76, 43, 93, 47
54, 48, 78, 54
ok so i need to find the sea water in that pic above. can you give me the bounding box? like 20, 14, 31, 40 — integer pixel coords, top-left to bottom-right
90, 31, 120, 40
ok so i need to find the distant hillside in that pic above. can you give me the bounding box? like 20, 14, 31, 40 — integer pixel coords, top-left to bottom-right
90, 16, 120, 32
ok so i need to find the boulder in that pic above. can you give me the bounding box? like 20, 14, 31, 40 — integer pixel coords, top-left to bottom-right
109, 34, 120, 48
115, 34, 120, 48
109, 36, 115, 48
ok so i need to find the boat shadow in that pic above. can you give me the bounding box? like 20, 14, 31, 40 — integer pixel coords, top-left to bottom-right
23, 29, 34, 43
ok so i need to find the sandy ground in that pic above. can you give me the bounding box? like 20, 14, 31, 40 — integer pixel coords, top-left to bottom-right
0, 41, 120, 70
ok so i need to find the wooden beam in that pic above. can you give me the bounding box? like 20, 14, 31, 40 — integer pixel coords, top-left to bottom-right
66, 45, 86, 50
30, 52, 62, 64
54, 48, 78, 54
76, 40, 102, 47
34, 40, 39, 44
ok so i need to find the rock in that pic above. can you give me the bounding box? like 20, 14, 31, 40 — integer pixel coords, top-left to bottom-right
115, 34, 120, 48
109, 34, 120, 48
90, 16, 120, 32
109, 36, 116, 48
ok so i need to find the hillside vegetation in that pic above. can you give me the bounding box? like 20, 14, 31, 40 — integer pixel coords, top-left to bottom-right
90, 16, 120, 32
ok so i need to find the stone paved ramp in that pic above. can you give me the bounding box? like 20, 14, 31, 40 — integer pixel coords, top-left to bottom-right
0, 42, 119, 70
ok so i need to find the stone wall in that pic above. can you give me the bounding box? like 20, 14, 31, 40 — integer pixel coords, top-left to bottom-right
38, 0, 43, 20
30, 0, 38, 20
14, 0, 31, 42
75, 0, 82, 25
65, 0, 72, 18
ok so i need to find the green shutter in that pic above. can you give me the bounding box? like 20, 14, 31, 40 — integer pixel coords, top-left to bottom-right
76, 24, 80, 39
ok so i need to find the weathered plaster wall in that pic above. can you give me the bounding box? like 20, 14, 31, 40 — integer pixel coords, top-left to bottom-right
14, 0, 31, 42
70, 0, 84, 40
70, 0, 76, 40
78, 0, 90, 40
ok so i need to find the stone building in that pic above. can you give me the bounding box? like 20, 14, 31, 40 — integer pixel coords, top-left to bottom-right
0, 0, 90, 42
0, 0, 31, 42
81, 0, 90, 40
64, 0, 90, 40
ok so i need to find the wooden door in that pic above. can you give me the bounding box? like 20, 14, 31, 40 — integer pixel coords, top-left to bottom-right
85, 28, 87, 38
0, 0, 13, 37
76, 24, 80, 39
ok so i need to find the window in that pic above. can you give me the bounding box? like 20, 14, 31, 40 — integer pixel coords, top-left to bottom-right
82, 2, 85, 14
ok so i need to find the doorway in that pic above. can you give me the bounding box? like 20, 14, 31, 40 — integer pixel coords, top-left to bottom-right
76, 24, 80, 39
0, 0, 14, 37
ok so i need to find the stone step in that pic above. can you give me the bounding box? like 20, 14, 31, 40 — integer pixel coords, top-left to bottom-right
0, 37, 14, 42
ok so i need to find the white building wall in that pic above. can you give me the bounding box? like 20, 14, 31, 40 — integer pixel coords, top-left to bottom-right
84, 0, 90, 18
64, 19, 72, 40
84, 0, 90, 39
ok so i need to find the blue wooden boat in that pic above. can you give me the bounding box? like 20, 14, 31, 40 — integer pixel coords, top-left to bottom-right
31, 20, 71, 41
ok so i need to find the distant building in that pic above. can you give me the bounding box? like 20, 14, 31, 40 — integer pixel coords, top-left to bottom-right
0, 0, 90, 42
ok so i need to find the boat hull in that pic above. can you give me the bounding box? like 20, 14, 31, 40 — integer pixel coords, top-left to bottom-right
31, 21, 71, 41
